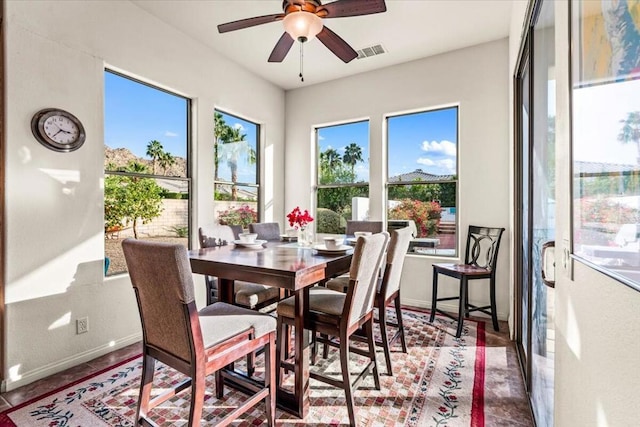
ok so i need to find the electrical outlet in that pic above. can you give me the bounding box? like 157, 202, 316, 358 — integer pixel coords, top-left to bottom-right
76, 317, 89, 334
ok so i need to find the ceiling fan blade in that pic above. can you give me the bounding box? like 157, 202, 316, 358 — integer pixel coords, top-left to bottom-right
268, 32, 295, 62
320, 0, 386, 18
316, 26, 358, 63
217, 13, 284, 33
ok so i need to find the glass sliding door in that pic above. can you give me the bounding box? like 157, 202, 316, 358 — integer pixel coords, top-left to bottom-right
516, 0, 556, 425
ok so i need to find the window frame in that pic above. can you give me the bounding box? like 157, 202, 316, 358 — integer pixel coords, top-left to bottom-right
385, 105, 459, 257
213, 109, 261, 224
314, 119, 370, 234
104, 69, 192, 276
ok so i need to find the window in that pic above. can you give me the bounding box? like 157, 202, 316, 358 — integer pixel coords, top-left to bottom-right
316, 121, 369, 234
571, 1, 640, 291
214, 110, 260, 229
104, 70, 190, 276
386, 107, 458, 256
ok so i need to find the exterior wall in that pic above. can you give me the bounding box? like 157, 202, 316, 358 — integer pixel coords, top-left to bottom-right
285, 39, 511, 320
3, 0, 285, 390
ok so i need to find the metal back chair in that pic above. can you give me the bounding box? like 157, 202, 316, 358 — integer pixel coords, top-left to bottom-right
430, 225, 505, 337
122, 238, 276, 427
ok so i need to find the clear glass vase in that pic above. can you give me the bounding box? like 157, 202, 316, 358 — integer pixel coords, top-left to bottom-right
298, 226, 313, 247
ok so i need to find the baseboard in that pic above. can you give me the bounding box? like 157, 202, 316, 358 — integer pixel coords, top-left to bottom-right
401, 297, 508, 321
3, 333, 142, 392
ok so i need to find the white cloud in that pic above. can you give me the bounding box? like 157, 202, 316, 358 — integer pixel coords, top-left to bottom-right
318, 135, 325, 140
416, 158, 435, 166
233, 123, 245, 131
421, 140, 456, 156
164, 131, 178, 137
416, 158, 456, 174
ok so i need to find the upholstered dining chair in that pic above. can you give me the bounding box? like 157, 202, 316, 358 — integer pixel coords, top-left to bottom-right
198, 225, 281, 309
276, 232, 389, 427
326, 226, 413, 375
345, 220, 383, 235
199, 225, 282, 377
430, 225, 505, 337
122, 238, 276, 427
249, 222, 281, 241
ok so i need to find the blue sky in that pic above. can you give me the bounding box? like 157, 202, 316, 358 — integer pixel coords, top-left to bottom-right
104, 71, 188, 159
317, 107, 458, 181
105, 70, 457, 182
387, 107, 458, 177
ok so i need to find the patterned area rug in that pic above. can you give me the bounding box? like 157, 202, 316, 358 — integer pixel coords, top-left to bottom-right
0, 308, 485, 426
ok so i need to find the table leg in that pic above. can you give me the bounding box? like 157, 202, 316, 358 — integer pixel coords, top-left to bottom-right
276, 287, 310, 418
218, 278, 234, 304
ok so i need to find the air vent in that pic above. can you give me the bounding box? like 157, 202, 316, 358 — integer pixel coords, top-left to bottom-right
356, 44, 386, 59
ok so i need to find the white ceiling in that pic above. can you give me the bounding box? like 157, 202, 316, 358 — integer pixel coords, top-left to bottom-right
132, 0, 518, 90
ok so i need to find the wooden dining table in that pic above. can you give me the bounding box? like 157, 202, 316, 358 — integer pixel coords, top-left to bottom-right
188, 240, 352, 418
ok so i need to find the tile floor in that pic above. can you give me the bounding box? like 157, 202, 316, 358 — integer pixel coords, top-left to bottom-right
0, 317, 534, 425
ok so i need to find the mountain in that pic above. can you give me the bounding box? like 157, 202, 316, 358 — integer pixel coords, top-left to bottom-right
104, 145, 187, 177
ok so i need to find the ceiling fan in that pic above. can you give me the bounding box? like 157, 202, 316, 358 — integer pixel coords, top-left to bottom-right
217, 0, 387, 64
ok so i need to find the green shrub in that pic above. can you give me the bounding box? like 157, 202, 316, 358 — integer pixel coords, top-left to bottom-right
168, 225, 188, 237
317, 208, 343, 234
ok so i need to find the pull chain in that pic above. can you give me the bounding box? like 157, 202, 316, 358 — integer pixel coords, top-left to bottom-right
299, 42, 304, 82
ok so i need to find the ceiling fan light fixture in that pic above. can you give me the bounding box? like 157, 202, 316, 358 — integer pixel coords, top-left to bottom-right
282, 11, 323, 42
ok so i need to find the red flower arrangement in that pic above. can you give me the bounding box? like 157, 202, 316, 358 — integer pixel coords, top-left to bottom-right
287, 206, 314, 229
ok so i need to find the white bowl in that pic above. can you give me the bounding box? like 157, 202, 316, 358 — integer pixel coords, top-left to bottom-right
324, 237, 341, 250
239, 232, 258, 243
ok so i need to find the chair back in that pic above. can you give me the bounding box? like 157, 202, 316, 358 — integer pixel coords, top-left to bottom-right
464, 226, 505, 272
249, 222, 281, 241
122, 238, 199, 364
199, 224, 238, 248
345, 220, 383, 235
380, 227, 413, 299
346, 232, 389, 326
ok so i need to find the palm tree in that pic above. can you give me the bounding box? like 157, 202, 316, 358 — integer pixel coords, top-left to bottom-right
321, 148, 342, 168
146, 140, 164, 175
214, 112, 232, 181
343, 142, 363, 174
158, 151, 176, 175
618, 111, 640, 164
218, 126, 256, 200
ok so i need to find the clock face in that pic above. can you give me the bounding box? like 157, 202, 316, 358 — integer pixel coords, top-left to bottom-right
43, 115, 80, 145
31, 109, 86, 152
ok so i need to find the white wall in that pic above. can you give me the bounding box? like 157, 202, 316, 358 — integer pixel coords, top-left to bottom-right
3, 0, 285, 390
285, 39, 511, 317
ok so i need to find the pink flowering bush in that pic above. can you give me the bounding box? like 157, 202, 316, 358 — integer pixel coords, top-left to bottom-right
389, 199, 442, 237
217, 204, 258, 229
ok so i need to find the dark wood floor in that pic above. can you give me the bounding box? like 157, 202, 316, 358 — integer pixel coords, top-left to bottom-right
0, 317, 534, 425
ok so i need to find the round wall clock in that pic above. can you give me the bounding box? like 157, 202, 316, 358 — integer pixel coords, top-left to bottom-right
31, 108, 86, 153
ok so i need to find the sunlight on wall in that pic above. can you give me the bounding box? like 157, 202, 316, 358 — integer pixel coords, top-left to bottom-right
48, 312, 71, 330
264, 144, 274, 221
566, 299, 581, 359
9, 365, 22, 382
6, 234, 104, 304
596, 401, 610, 427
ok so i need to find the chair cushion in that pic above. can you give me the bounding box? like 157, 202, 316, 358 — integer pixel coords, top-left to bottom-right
325, 276, 349, 293
198, 302, 276, 348
235, 282, 280, 308
276, 287, 345, 319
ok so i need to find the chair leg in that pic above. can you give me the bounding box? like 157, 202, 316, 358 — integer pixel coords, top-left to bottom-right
456, 279, 468, 338
394, 294, 407, 353
430, 268, 439, 322
215, 370, 224, 399
364, 319, 381, 390
464, 280, 470, 318
378, 304, 393, 376
188, 374, 205, 427
264, 335, 276, 427
136, 354, 155, 424
276, 316, 287, 385
246, 352, 255, 377
322, 333, 330, 359
490, 277, 500, 331
339, 333, 357, 427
